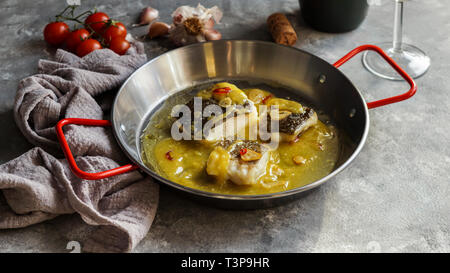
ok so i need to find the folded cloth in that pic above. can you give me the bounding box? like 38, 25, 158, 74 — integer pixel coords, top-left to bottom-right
0, 44, 159, 252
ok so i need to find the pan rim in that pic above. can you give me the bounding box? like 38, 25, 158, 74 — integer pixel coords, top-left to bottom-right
111, 39, 370, 201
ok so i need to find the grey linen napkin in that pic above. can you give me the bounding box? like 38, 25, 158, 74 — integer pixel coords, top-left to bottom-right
0, 44, 159, 253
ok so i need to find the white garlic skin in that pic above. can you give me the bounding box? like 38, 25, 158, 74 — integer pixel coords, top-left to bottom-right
204, 18, 215, 30
134, 7, 159, 27
204, 29, 222, 41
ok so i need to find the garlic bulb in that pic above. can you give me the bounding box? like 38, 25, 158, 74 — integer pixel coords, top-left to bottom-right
169, 23, 205, 46
169, 4, 223, 46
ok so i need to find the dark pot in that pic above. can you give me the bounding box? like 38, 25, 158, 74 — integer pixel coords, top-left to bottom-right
299, 0, 369, 33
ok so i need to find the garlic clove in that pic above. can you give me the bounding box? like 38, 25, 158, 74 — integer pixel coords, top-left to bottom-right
269, 109, 292, 120
148, 22, 170, 39
204, 29, 222, 41
204, 18, 215, 30
218, 97, 233, 107
133, 7, 159, 27
293, 155, 307, 165
240, 149, 263, 162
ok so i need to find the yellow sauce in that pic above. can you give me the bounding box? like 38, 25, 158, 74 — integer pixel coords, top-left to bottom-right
141, 85, 340, 195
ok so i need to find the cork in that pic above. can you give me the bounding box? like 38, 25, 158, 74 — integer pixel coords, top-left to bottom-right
267, 13, 298, 46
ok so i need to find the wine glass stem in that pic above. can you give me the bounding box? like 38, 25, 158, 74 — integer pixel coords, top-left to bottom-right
392, 0, 404, 53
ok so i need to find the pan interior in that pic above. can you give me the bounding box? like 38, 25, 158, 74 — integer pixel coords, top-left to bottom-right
138, 79, 358, 195
112, 40, 368, 199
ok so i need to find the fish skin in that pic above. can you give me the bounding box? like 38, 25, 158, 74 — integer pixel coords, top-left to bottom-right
266, 107, 318, 142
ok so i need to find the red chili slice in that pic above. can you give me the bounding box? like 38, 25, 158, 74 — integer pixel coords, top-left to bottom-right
213, 87, 231, 94
262, 95, 272, 104
290, 136, 300, 144
239, 148, 248, 156
165, 151, 173, 160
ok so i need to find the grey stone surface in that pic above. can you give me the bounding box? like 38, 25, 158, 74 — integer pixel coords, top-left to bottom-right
0, 0, 449, 253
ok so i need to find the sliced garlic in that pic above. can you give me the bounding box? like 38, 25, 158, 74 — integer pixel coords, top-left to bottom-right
269, 109, 292, 120
246, 89, 267, 104
240, 149, 262, 162
266, 98, 303, 114
218, 97, 233, 107
293, 155, 306, 165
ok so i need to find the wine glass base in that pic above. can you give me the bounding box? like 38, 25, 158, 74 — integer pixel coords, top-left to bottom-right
362, 42, 430, 81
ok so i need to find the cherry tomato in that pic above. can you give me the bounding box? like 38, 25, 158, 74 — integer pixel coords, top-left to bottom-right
84, 12, 110, 33
103, 22, 127, 42
65, 29, 90, 52
76, 39, 102, 57
43, 22, 70, 46
108, 37, 130, 55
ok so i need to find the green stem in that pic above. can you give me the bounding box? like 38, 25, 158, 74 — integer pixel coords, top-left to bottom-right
56, 5, 73, 18
74, 10, 92, 20
57, 16, 84, 25
52, 5, 110, 47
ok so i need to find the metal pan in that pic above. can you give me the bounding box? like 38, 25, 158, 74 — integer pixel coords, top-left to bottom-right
55, 40, 416, 209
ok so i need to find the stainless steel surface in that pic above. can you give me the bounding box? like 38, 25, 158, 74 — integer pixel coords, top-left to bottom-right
112, 40, 369, 208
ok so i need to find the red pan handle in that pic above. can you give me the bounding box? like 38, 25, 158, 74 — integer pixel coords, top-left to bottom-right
333, 44, 417, 109
55, 118, 139, 180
